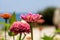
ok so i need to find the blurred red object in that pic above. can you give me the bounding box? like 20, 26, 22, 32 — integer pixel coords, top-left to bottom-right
39, 27, 44, 31
36, 19, 45, 23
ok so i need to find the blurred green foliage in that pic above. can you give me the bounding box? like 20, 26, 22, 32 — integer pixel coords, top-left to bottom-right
0, 22, 10, 31
2, 37, 4, 40
42, 34, 54, 40
8, 12, 17, 36
8, 31, 15, 36
55, 29, 60, 34
9, 12, 17, 25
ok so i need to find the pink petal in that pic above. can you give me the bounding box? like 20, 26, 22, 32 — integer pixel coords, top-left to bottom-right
36, 19, 45, 23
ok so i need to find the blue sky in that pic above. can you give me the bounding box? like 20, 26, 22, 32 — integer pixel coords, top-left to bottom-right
0, 0, 60, 13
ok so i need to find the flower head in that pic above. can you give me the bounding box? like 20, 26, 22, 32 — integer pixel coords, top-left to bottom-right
10, 21, 30, 35
1, 13, 11, 19
21, 12, 45, 23
19, 21, 30, 33
21, 13, 33, 22
10, 21, 20, 35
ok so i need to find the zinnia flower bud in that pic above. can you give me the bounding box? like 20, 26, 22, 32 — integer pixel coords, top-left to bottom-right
1, 13, 11, 19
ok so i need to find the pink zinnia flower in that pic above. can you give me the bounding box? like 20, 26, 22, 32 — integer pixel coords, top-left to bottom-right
21, 13, 33, 22
21, 12, 45, 23
10, 21, 21, 35
18, 21, 30, 33
36, 19, 45, 23
10, 21, 30, 35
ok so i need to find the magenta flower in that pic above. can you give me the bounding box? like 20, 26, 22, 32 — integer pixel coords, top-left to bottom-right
10, 21, 21, 35
21, 12, 45, 40
21, 13, 33, 22
36, 19, 45, 23
21, 12, 45, 23
18, 21, 30, 33
10, 21, 30, 35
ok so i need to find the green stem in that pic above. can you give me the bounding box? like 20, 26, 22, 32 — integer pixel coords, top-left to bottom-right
5, 19, 8, 40
19, 33, 22, 40
52, 33, 56, 39
5, 28, 6, 40
13, 36, 15, 40
30, 23, 33, 40
22, 33, 26, 40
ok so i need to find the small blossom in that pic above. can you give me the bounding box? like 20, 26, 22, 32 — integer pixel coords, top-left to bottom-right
1, 13, 11, 19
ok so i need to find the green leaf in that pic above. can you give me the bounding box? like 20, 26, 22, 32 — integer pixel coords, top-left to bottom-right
8, 31, 15, 36
9, 12, 17, 25
42, 34, 53, 40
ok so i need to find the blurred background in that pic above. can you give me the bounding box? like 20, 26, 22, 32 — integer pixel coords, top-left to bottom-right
0, 0, 60, 40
